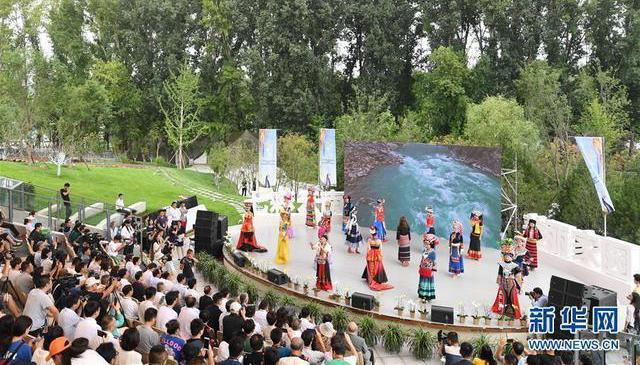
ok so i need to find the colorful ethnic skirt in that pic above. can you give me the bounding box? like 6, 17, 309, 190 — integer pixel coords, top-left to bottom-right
468, 233, 482, 260
397, 234, 411, 263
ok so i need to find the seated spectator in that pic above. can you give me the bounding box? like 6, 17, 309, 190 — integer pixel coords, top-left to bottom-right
219, 336, 244, 365
269, 328, 292, 358
243, 334, 264, 365
288, 319, 302, 340
473, 344, 497, 365
66, 337, 109, 364
242, 319, 256, 352
149, 344, 168, 365
301, 329, 326, 365
442, 331, 462, 365
96, 342, 118, 364
32, 325, 64, 364
222, 302, 245, 342
299, 307, 316, 333
138, 287, 158, 320
119, 284, 139, 320
6, 315, 35, 364
14, 261, 34, 297
179, 296, 200, 339
504, 354, 519, 365
23, 274, 59, 336
184, 277, 199, 300
160, 319, 185, 363
263, 347, 280, 365
326, 334, 355, 365
199, 286, 214, 310
46, 336, 72, 365
132, 271, 145, 302
205, 293, 223, 333
254, 299, 269, 329
58, 294, 82, 339
244, 304, 262, 336
347, 322, 370, 365
75, 301, 102, 340
117, 327, 143, 365
458, 342, 474, 365
278, 337, 309, 365
157, 291, 179, 331
136, 307, 160, 354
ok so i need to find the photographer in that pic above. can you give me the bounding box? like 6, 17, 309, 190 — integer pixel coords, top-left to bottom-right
23, 274, 59, 336
58, 294, 83, 339
439, 331, 462, 365
528, 288, 548, 307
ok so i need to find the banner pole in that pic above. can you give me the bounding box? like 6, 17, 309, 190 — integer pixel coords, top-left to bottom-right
603, 137, 607, 237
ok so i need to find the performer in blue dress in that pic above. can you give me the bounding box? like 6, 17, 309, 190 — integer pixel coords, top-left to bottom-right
448, 220, 464, 278
373, 198, 387, 242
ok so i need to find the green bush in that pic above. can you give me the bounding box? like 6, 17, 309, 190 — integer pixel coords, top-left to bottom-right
262, 290, 280, 309
331, 308, 349, 332
244, 282, 260, 304
357, 316, 380, 346
304, 302, 322, 323
280, 295, 298, 307
472, 334, 495, 358
226, 272, 242, 296
382, 324, 406, 354
410, 328, 437, 360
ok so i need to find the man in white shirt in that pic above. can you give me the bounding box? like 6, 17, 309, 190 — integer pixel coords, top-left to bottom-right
172, 273, 188, 304
74, 301, 102, 340
107, 235, 124, 257
299, 307, 316, 333
119, 285, 139, 320
167, 201, 181, 226
254, 300, 269, 330
125, 257, 142, 278
142, 265, 156, 287
184, 277, 200, 301
153, 282, 166, 305
156, 291, 179, 332
138, 287, 158, 320
58, 294, 83, 339
22, 274, 58, 334
178, 296, 200, 339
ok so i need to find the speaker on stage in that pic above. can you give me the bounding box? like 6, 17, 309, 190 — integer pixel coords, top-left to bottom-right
196, 210, 218, 221
176, 196, 198, 209
194, 236, 224, 259
350, 292, 374, 310
267, 269, 289, 285
547, 275, 588, 339
217, 216, 228, 240
194, 226, 216, 239
232, 251, 246, 267
431, 305, 454, 324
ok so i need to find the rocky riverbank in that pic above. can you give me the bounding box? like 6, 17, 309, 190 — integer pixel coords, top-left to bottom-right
344, 142, 404, 184
447, 145, 502, 177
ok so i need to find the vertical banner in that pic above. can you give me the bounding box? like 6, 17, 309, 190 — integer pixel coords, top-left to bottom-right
575, 137, 615, 214
319, 128, 337, 188
258, 129, 277, 188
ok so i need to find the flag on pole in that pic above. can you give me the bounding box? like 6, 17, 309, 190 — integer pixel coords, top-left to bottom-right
575, 137, 615, 214
319, 128, 337, 188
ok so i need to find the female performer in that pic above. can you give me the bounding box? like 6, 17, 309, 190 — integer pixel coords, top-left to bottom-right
523, 219, 543, 270
283, 192, 294, 239
310, 234, 332, 291
342, 195, 353, 233
305, 186, 316, 227
491, 244, 522, 319
345, 207, 363, 254
418, 233, 439, 302
361, 226, 394, 291
275, 206, 291, 264
318, 210, 331, 239
467, 211, 483, 260
448, 221, 464, 278
425, 207, 435, 234
513, 235, 529, 277
323, 200, 333, 231
236, 207, 268, 253
396, 216, 411, 266
373, 198, 387, 242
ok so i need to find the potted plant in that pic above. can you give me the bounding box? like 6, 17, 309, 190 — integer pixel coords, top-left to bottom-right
497, 315, 506, 327
410, 328, 437, 360
482, 306, 493, 326
507, 316, 515, 327
472, 334, 494, 358
357, 316, 380, 346
293, 277, 301, 291
303, 283, 310, 296
382, 324, 406, 354
313, 287, 321, 297
344, 290, 351, 305
457, 303, 467, 324
332, 308, 349, 331
520, 315, 528, 328
471, 302, 481, 325
394, 295, 406, 316
407, 300, 417, 318
418, 303, 429, 320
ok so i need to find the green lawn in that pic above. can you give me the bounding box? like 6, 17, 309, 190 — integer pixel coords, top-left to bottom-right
0, 161, 242, 223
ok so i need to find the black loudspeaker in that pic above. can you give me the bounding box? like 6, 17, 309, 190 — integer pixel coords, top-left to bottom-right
176, 196, 198, 209
196, 210, 218, 221
194, 226, 216, 240
217, 216, 228, 240
232, 251, 246, 267
431, 305, 454, 324
584, 286, 617, 307
194, 237, 224, 259
547, 275, 589, 340
212, 239, 224, 259
267, 269, 289, 285
350, 292, 374, 310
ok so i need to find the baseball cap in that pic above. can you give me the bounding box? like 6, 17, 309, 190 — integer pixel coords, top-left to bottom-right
230, 302, 242, 313
46, 337, 71, 360
85, 277, 100, 288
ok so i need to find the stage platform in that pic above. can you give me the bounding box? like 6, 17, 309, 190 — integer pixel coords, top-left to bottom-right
228, 212, 582, 330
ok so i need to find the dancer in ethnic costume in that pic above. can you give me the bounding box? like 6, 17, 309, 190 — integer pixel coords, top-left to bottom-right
448, 221, 464, 277
283, 192, 294, 239
522, 219, 542, 270
467, 211, 483, 260
491, 244, 523, 319
311, 234, 332, 291
425, 207, 435, 235
342, 195, 353, 233
236, 207, 267, 252
318, 210, 331, 239
275, 206, 291, 264
305, 185, 316, 227
396, 216, 411, 266
345, 207, 363, 254
513, 235, 529, 277
418, 233, 439, 302
361, 226, 394, 291
373, 199, 387, 242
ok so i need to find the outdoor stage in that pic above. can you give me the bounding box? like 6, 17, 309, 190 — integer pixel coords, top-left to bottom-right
228, 212, 582, 330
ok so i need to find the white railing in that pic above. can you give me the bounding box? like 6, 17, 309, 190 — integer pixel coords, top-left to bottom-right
524, 213, 640, 304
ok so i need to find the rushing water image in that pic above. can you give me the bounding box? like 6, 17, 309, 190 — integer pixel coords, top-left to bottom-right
345, 143, 502, 247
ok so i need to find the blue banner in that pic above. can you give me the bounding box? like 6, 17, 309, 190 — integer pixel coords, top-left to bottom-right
575, 137, 615, 214
319, 128, 337, 188
258, 129, 277, 188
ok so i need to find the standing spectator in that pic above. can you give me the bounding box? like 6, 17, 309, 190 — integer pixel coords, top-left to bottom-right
269, 328, 291, 358
473, 344, 497, 365
528, 288, 549, 307
299, 307, 315, 333
119, 285, 139, 321
199, 286, 214, 310
167, 202, 181, 226
223, 302, 245, 342
178, 296, 200, 339
157, 291, 179, 332
132, 271, 146, 302
60, 183, 72, 220
243, 334, 265, 365
325, 334, 356, 365
241, 179, 248, 196
155, 210, 169, 232
219, 337, 244, 365
58, 294, 83, 339
457, 342, 474, 365
254, 300, 269, 330
301, 329, 326, 365
278, 337, 309, 365
46, 336, 72, 365
136, 308, 160, 354
23, 274, 59, 335
442, 331, 462, 365
5, 316, 36, 364
74, 301, 102, 340
347, 322, 371, 365
496, 339, 527, 365
117, 328, 143, 365
179, 249, 198, 279
96, 342, 118, 364
67, 338, 108, 364
14, 261, 34, 298
244, 305, 262, 336
160, 319, 185, 364
138, 287, 158, 320
149, 345, 168, 365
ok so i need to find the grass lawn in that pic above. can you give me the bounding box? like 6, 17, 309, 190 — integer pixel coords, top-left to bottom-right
0, 161, 242, 223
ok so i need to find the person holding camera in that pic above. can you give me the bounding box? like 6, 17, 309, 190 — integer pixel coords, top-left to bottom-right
528, 287, 548, 307
23, 274, 59, 336
439, 331, 462, 365
58, 294, 84, 339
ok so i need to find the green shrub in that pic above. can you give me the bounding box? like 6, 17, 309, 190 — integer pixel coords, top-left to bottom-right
262, 290, 280, 309
304, 302, 322, 323
357, 316, 380, 346
280, 295, 298, 308
244, 283, 260, 304
226, 272, 242, 296
382, 324, 406, 354
410, 328, 437, 360
331, 308, 349, 332
472, 334, 495, 358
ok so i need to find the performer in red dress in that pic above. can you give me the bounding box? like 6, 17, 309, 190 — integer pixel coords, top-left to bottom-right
236, 207, 267, 252
523, 219, 542, 270
310, 234, 332, 291
491, 242, 523, 319
361, 226, 394, 291
317, 210, 331, 239
425, 206, 435, 235
305, 185, 316, 227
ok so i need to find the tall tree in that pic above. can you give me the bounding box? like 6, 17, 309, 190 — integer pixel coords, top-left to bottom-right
541, 0, 584, 69
160, 65, 207, 169
277, 133, 317, 200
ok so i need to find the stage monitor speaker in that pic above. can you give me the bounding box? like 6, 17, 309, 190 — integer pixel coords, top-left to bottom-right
194, 237, 224, 259
196, 210, 219, 222
232, 251, 246, 267
194, 226, 216, 240
548, 289, 565, 307
351, 292, 374, 311
584, 285, 617, 307
267, 269, 289, 285
217, 216, 228, 240
431, 305, 454, 324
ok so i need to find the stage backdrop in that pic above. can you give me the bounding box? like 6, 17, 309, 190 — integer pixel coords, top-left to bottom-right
319, 128, 337, 188
258, 129, 277, 188
344, 142, 502, 247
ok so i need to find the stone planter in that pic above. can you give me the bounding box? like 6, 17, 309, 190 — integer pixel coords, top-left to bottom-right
396, 308, 404, 316
457, 315, 467, 324
420, 311, 428, 320
304, 287, 309, 295
293, 284, 301, 291
333, 295, 342, 303
313, 288, 321, 297
345, 296, 351, 305
497, 319, 506, 327
508, 319, 515, 327
409, 310, 416, 318
287, 282, 293, 288
472, 317, 480, 325
520, 319, 527, 328
483, 317, 492, 326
